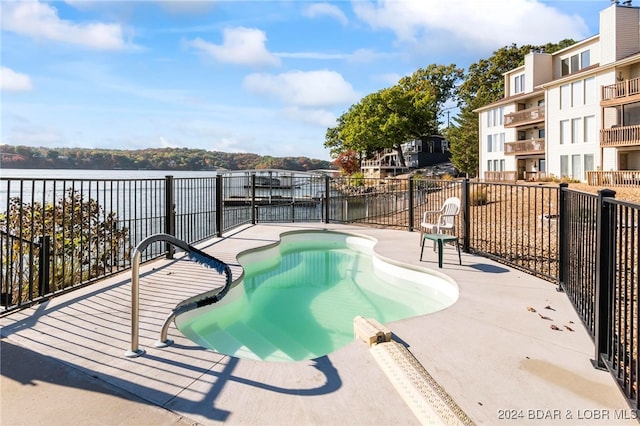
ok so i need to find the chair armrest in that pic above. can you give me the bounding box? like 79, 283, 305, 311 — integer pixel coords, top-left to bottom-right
422, 210, 440, 222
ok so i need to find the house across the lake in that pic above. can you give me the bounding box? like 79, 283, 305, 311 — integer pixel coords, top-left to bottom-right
361, 135, 451, 178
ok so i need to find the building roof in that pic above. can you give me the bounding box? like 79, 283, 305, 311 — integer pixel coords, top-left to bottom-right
473, 88, 544, 113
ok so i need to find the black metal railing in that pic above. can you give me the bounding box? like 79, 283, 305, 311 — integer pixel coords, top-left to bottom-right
0, 177, 165, 309
2, 171, 640, 409
560, 186, 598, 332
464, 181, 560, 281
594, 194, 639, 407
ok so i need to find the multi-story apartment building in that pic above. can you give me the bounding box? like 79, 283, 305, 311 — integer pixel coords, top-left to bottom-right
476, 0, 640, 185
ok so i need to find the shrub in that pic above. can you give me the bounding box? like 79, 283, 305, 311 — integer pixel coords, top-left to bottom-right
1, 189, 129, 304
347, 172, 364, 187
470, 186, 488, 206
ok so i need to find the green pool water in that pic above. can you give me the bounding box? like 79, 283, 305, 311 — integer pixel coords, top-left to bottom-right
175, 231, 458, 362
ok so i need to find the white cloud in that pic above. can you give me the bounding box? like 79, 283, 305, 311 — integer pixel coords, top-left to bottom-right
188, 27, 280, 67
159, 136, 180, 148
6, 125, 64, 147
353, 0, 590, 51
277, 52, 349, 60
303, 3, 348, 26
375, 72, 403, 86
157, 1, 216, 15
276, 48, 395, 63
0, 67, 33, 92
281, 106, 336, 128
347, 48, 396, 64
1, 0, 128, 50
243, 70, 359, 107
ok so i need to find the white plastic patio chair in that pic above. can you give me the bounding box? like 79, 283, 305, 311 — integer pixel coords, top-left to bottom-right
419, 196, 461, 249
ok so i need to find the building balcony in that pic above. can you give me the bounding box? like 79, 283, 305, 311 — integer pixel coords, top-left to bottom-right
484, 170, 547, 182
600, 124, 640, 147
484, 171, 517, 182
586, 170, 640, 187
504, 138, 545, 155
361, 159, 406, 169
601, 76, 640, 107
504, 106, 544, 128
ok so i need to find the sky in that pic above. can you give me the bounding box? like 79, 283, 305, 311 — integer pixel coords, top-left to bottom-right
1, 0, 608, 161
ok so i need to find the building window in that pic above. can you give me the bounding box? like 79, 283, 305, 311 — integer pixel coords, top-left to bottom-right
560, 50, 590, 76
572, 80, 583, 106
572, 154, 582, 180
487, 135, 493, 152
561, 155, 569, 177
487, 107, 504, 128
560, 84, 571, 109
572, 118, 582, 143
539, 159, 546, 172
584, 154, 594, 175
584, 77, 596, 105
584, 115, 595, 143
499, 133, 505, 152
561, 58, 570, 76
514, 74, 525, 94
500, 159, 505, 171
560, 120, 570, 144
487, 160, 493, 171
581, 50, 590, 68
570, 54, 579, 73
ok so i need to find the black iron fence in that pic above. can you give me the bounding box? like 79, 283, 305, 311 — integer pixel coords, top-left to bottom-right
1, 171, 638, 408
464, 181, 559, 281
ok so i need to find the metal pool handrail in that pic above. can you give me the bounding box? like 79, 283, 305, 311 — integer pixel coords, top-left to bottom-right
125, 233, 233, 358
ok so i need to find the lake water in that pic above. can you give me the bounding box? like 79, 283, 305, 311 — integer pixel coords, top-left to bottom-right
0, 169, 328, 231
0, 169, 217, 180
0, 169, 219, 216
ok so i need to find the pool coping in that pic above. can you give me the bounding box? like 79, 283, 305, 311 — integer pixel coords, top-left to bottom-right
1, 223, 636, 425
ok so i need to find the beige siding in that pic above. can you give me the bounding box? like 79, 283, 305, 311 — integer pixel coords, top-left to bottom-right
616, 7, 640, 61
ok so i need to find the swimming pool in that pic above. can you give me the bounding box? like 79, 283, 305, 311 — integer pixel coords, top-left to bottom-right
175, 230, 458, 362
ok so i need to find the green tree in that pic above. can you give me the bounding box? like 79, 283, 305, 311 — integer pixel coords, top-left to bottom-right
325, 64, 463, 166
2, 190, 129, 303
445, 109, 479, 178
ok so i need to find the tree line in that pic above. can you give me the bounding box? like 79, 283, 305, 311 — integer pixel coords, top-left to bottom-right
0, 145, 334, 172
325, 41, 576, 177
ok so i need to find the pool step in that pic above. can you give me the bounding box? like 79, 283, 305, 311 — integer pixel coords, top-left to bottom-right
225, 322, 302, 362
244, 315, 317, 361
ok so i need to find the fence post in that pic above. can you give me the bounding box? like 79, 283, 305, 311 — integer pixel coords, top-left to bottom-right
594, 188, 616, 369
38, 235, 50, 297
215, 175, 223, 237
461, 178, 470, 252
165, 176, 175, 259
408, 176, 414, 232
324, 176, 330, 224
557, 183, 569, 292
251, 174, 257, 225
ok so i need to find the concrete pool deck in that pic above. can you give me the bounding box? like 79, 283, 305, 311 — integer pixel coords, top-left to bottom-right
1, 223, 636, 425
